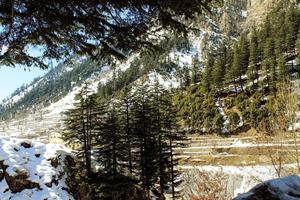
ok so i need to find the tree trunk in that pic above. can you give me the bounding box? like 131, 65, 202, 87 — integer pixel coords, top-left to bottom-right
233, 79, 238, 96
126, 104, 133, 173
170, 138, 175, 200
159, 135, 164, 196
239, 75, 244, 92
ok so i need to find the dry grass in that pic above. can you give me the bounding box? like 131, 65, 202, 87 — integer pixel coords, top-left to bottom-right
176, 131, 300, 166
183, 169, 230, 200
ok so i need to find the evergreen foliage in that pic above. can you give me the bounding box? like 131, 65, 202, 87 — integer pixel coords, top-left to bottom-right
174, 0, 300, 135
0, 0, 220, 67
63, 80, 185, 199
63, 83, 102, 175
247, 28, 259, 88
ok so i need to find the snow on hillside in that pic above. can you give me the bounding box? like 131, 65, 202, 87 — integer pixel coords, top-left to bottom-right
2, 77, 45, 106
0, 136, 73, 200
146, 71, 181, 89
0, 1, 247, 139
44, 54, 139, 118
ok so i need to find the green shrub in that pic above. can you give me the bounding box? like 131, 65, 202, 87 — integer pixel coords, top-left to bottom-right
227, 111, 240, 132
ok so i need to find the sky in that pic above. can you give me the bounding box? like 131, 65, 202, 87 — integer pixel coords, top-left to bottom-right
0, 46, 58, 101
0, 66, 48, 101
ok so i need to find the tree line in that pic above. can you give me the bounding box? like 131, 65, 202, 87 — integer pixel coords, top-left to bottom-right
62, 80, 185, 199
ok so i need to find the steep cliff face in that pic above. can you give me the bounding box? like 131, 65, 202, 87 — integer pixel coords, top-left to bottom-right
218, 0, 248, 36
242, 0, 281, 29
218, 0, 282, 35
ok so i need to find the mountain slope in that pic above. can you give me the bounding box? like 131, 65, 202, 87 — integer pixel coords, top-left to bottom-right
0, 0, 280, 140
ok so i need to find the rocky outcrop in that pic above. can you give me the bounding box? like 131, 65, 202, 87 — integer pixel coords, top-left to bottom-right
0, 136, 74, 199
234, 175, 300, 200
20, 142, 32, 148
4, 170, 40, 193
0, 161, 40, 193
242, 0, 280, 29
0, 161, 7, 182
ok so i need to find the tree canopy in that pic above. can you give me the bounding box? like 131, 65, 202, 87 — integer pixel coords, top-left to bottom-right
0, 0, 220, 68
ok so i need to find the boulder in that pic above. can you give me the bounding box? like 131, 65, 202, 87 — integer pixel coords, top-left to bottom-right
234, 175, 300, 200
5, 171, 40, 193
0, 169, 4, 182
50, 157, 59, 168
20, 142, 32, 148
45, 175, 59, 188
0, 161, 7, 182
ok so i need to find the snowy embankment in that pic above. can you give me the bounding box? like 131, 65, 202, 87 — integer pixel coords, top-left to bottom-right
234, 175, 300, 200
0, 136, 73, 200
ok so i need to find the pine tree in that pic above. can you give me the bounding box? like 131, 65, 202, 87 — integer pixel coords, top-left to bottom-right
182, 66, 191, 88
285, 5, 299, 56
274, 10, 287, 54
151, 79, 186, 199
239, 33, 250, 91
118, 86, 135, 174
0, 0, 217, 67
260, 16, 272, 46
131, 83, 158, 197
191, 56, 201, 84
212, 111, 225, 133
63, 83, 100, 175
262, 38, 277, 94
161, 91, 186, 199
152, 80, 168, 196
230, 43, 242, 93
277, 53, 287, 82
202, 53, 214, 93
248, 28, 260, 87
212, 56, 225, 91
296, 29, 300, 76
96, 105, 124, 176
201, 93, 218, 133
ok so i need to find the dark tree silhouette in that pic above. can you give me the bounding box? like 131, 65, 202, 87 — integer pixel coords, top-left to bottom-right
0, 0, 220, 68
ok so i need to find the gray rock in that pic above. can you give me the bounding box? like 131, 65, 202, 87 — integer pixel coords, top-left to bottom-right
234, 175, 300, 200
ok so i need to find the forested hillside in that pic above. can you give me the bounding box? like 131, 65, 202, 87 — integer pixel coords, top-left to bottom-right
0, 0, 250, 133
174, 0, 300, 134
58, 1, 300, 199
2, 1, 294, 136
86, 0, 300, 136
1, 0, 300, 199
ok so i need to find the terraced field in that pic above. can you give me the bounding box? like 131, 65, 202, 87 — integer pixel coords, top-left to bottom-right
166, 132, 300, 199
175, 133, 300, 167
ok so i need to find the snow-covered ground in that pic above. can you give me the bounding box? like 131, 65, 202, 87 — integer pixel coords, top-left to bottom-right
234, 175, 300, 200
0, 136, 73, 200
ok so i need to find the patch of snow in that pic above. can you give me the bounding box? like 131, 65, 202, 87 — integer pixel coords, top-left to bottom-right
231, 139, 252, 147
0, 136, 73, 199
241, 10, 248, 17
146, 71, 180, 89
